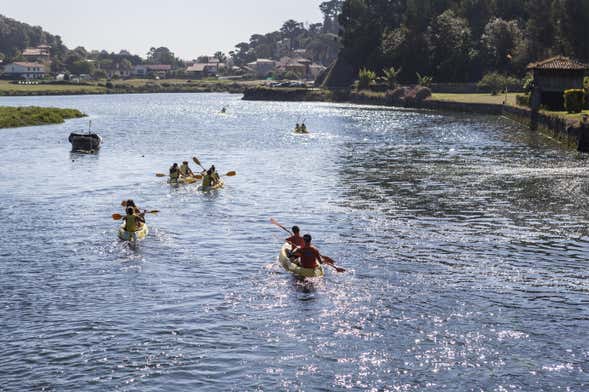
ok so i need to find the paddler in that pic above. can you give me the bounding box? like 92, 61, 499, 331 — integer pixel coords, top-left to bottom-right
289, 234, 323, 268
123, 200, 145, 227
210, 165, 220, 184
286, 226, 305, 249
179, 161, 195, 178
295, 123, 300, 132
169, 163, 180, 182
202, 168, 213, 188
122, 207, 145, 234
300, 123, 307, 133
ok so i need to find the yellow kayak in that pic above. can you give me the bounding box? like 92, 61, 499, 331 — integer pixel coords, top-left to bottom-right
278, 242, 324, 278
118, 223, 149, 242
198, 179, 224, 192
167, 176, 199, 185
294, 128, 310, 134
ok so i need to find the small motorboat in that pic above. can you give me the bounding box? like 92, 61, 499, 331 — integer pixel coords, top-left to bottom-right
69, 120, 102, 153
69, 132, 102, 153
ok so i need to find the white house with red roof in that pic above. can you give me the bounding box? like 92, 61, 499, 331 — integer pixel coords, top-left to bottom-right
3, 62, 47, 79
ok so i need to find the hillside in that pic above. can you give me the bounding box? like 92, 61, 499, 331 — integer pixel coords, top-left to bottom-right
0, 14, 68, 67
332, 0, 589, 84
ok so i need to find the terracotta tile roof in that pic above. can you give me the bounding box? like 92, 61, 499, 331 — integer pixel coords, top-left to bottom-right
527, 56, 588, 70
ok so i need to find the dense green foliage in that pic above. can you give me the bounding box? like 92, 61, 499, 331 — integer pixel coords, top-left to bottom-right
563, 89, 585, 113
477, 72, 520, 95
358, 68, 377, 89
0, 106, 85, 128
229, 1, 344, 67
0, 15, 68, 72
338, 0, 589, 82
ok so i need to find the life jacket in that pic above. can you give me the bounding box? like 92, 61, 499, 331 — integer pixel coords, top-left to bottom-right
125, 214, 138, 233
170, 167, 179, 180
202, 174, 212, 187
180, 164, 190, 176
297, 245, 319, 268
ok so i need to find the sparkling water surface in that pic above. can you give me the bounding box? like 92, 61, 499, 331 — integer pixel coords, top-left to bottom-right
0, 93, 588, 391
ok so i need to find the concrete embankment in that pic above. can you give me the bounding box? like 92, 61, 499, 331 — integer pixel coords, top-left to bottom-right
242, 87, 589, 152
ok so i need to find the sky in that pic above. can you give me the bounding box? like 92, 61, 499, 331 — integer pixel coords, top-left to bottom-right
1, 0, 324, 60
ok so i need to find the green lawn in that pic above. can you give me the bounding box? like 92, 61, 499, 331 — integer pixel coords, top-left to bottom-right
431, 93, 520, 106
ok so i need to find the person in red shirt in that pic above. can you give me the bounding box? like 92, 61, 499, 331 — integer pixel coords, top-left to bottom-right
286, 226, 305, 248
290, 234, 323, 269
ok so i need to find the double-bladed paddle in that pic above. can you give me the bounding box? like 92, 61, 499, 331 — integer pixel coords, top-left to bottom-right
112, 210, 159, 220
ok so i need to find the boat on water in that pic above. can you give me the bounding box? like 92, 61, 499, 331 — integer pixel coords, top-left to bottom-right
69, 132, 102, 153
278, 242, 324, 278
118, 223, 149, 242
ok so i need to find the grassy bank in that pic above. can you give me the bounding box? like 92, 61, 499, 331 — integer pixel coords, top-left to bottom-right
0, 106, 86, 128
0, 79, 261, 96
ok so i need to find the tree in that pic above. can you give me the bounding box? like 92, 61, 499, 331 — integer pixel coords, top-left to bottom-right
428, 10, 473, 82
320, 0, 344, 34
68, 60, 94, 75
481, 18, 523, 73
147, 46, 179, 66
214, 51, 227, 63
280, 19, 305, 50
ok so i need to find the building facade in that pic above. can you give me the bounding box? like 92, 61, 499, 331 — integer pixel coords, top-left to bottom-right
3, 62, 47, 79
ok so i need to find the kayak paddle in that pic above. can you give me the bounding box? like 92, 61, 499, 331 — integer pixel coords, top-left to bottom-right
192, 156, 207, 171
113, 210, 159, 220
155, 173, 167, 177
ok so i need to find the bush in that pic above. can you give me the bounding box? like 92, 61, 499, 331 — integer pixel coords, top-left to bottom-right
414, 86, 432, 101
516, 94, 530, 107
563, 89, 585, 113
358, 68, 376, 90
105, 81, 113, 89
477, 72, 520, 95
382, 66, 402, 89
416, 72, 433, 88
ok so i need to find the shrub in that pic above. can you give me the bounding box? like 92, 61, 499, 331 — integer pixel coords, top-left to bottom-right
563, 89, 585, 113
416, 72, 433, 88
358, 68, 376, 90
382, 66, 402, 89
414, 86, 432, 101
105, 81, 113, 89
477, 72, 519, 95
516, 94, 530, 107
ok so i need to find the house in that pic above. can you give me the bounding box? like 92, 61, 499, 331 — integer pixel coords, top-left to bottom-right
276, 57, 324, 80
22, 45, 51, 63
246, 59, 276, 78
96, 61, 132, 78
186, 63, 220, 78
528, 56, 589, 110
133, 64, 172, 78
3, 62, 47, 79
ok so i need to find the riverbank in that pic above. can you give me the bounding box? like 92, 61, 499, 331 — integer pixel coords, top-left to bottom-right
0, 79, 260, 96
0, 106, 85, 128
243, 87, 589, 151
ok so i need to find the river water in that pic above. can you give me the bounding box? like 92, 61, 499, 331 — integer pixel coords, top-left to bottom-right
0, 93, 588, 391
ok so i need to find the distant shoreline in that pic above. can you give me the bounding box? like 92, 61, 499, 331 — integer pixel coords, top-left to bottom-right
0, 79, 259, 97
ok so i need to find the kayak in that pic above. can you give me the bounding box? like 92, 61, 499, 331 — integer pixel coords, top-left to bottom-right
198, 179, 224, 192
118, 223, 149, 242
294, 128, 310, 134
167, 176, 199, 185
278, 242, 324, 278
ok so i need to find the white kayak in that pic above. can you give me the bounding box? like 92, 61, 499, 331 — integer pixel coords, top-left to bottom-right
278, 242, 324, 278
